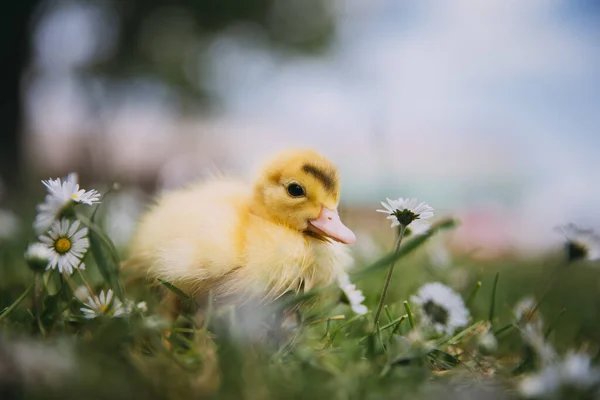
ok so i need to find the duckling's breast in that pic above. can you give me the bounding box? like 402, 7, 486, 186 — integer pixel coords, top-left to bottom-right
220, 217, 353, 302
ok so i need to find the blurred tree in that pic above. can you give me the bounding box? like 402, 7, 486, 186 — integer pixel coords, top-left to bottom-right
2, 0, 334, 189
0, 0, 40, 191
94, 0, 334, 106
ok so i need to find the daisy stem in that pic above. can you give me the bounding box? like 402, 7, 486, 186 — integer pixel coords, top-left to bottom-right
0, 284, 33, 322
384, 305, 394, 323
34, 274, 46, 336
531, 262, 566, 317
373, 225, 406, 330
76, 269, 95, 295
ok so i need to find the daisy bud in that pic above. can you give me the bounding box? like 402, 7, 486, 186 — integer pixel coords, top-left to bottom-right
478, 333, 498, 355
24, 243, 50, 273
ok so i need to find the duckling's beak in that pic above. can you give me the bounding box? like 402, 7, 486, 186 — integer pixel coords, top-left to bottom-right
308, 207, 356, 244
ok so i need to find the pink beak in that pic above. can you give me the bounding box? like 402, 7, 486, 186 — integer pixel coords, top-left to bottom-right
308, 207, 356, 244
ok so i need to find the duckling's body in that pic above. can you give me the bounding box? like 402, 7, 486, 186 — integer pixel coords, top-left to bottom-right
125, 149, 355, 304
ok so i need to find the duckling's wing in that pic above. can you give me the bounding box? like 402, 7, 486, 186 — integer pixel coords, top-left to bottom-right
125, 179, 249, 294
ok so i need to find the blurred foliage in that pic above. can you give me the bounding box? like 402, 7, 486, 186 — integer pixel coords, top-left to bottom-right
84, 0, 335, 105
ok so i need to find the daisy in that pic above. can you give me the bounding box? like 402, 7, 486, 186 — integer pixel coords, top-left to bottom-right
80, 289, 127, 319
520, 352, 600, 398
410, 282, 470, 335
39, 219, 89, 275
33, 173, 101, 233
377, 198, 434, 233
42, 173, 101, 206
337, 272, 368, 315
513, 296, 556, 364
556, 224, 600, 262
513, 296, 543, 333
24, 242, 51, 273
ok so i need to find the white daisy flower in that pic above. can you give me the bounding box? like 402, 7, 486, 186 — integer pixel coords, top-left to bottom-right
410, 282, 470, 335
34, 173, 101, 233
24, 242, 52, 272
514, 296, 543, 333
39, 219, 89, 275
136, 301, 148, 313
520, 353, 600, 398
513, 297, 557, 364
337, 272, 368, 315
80, 289, 128, 319
42, 173, 101, 206
556, 224, 600, 262
377, 197, 434, 233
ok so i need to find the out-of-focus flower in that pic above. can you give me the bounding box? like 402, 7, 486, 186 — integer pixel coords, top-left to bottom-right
478, 332, 498, 355
74, 286, 90, 302
556, 224, 600, 262
34, 173, 101, 233
410, 282, 469, 335
337, 272, 368, 315
136, 301, 148, 313
1, 339, 76, 388
42, 173, 101, 206
513, 296, 556, 364
377, 197, 433, 233
0, 209, 19, 241
428, 237, 452, 269
519, 352, 600, 398
514, 297, 543, 333
39, 219, 89, 275
80, 289, 127, 319
24, 243, 51, 273
102, 188, 145, 248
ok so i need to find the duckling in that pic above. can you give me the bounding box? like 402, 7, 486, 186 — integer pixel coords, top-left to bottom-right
124, 148, 356, 306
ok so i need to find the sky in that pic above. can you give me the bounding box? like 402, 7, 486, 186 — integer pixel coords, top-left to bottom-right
26, 0, 600, 250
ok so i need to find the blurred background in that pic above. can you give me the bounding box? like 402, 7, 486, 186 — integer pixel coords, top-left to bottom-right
2, 0, 600, 257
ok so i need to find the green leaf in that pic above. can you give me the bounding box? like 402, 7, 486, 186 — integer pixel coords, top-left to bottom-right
77, 210, 124, 299
352, 218, 458, 280
157, 279, 197, 309
89, 228, 124, 299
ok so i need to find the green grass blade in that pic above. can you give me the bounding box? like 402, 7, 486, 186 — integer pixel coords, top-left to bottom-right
439, 320, 486, 346
0, 284, 34, 322
352, 218, 458, 280
489, 272, 500, 324
466, 281, 482, 307
544, 308, 566, 339
403, 301, 415, 330
157, 279, 195, 304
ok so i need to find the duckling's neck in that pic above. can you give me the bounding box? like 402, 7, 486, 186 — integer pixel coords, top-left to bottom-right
249, 190, 283, 225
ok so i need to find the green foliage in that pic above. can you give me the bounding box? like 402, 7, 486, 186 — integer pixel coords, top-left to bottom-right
1, 197, 600, 399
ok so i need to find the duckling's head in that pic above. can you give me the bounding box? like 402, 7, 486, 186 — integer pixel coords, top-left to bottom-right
251, 148, 356, 244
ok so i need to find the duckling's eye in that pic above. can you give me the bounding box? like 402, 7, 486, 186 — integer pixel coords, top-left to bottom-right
286, 183, 305, 198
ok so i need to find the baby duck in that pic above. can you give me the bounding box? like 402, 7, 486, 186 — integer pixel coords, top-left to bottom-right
125, 148, 356, 305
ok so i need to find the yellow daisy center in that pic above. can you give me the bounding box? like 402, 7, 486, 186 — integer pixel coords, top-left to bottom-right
522, 307, 538, 323
54, 237, 72, 254
71, 193, 79, 199
100, 305, 109, 313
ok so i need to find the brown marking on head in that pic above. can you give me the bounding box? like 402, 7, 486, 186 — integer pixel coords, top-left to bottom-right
301, 164, 336, 193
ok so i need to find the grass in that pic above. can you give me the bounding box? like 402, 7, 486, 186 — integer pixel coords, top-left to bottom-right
0, 190, 599, 400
